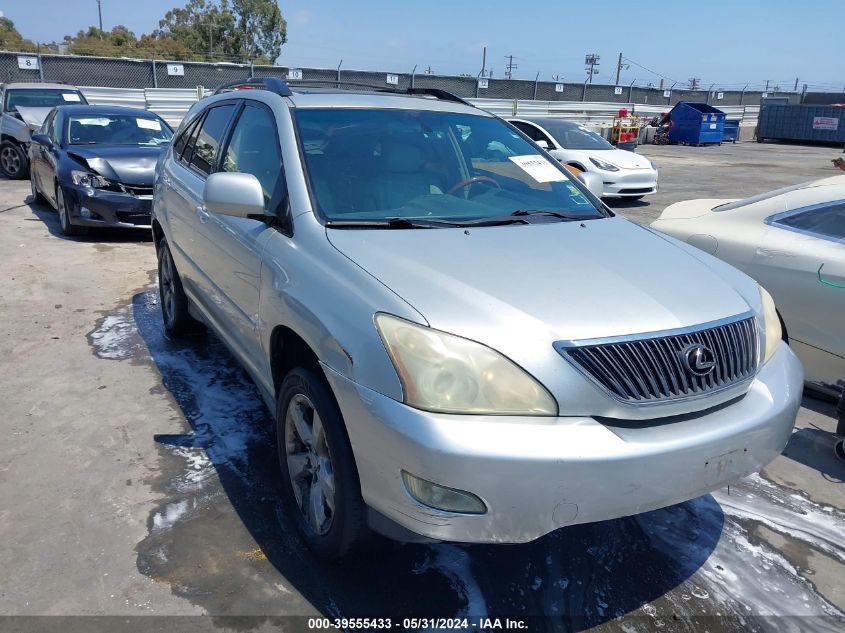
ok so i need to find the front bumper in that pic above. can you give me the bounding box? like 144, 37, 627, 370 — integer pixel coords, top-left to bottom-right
63, 185, 152, 229
324, 342, 802, 544
600, 168, 658, 197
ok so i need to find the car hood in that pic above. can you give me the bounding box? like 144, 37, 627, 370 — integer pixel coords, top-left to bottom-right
15, 106, 52, 130
327, 216, 753, 344
66, 145, 166, 186
551, 147, 653, 170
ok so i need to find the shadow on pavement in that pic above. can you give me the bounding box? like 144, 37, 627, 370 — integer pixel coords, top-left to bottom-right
25, 196, 153, 243
781, 427, 845, 483
123, 288, 723, 628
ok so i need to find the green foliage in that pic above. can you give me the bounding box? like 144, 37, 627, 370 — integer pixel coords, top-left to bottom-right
0, 17, 37, 52
7, 0, 287, 63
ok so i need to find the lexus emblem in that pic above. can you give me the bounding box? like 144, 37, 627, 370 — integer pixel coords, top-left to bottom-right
682, 344, 716, 377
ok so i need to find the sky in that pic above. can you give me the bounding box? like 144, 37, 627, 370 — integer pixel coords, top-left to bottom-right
2, 0, 843, 91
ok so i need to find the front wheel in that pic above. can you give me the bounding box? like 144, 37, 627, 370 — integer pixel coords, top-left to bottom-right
30, 174, 45, 204
56, 185, 87, 236
277, 368, 369, 559
0, 141, 28, 179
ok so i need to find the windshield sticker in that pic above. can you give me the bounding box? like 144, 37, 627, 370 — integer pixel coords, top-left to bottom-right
136, 118, 162, 131
61, 93, 82, 102
566, 183, 592, 205
508, 154, 566, 183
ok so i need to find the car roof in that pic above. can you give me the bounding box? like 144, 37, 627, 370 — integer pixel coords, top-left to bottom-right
57, 104, 162, 118
509, 117, 577, 129
3, 82, 82, 91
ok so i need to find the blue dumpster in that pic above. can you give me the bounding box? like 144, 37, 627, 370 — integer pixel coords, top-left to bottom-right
668, 102, 726, 145
722, 120, 739, 143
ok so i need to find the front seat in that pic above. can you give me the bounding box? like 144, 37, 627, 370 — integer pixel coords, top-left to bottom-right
380, 141, 442, 211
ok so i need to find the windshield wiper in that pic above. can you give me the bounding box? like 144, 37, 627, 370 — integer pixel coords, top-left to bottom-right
509, 209, 598, 221
325, 217, 463, 229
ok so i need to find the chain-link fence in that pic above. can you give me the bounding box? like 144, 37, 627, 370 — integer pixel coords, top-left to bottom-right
1, 49, 811, 107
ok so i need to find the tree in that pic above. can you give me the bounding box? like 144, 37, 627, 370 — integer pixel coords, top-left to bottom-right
66, 26, 138, 56
156, 0, 286, 62
0, 17, 37, 52
231, 0, 286, 62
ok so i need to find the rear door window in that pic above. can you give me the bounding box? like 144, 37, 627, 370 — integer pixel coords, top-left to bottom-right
189, 104, 237, 176
771, 202, 845, 242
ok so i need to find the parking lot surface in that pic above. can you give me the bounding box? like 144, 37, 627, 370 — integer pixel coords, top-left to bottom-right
1, 142, 843, 631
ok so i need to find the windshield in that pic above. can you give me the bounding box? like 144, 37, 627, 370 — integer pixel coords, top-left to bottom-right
5, 89, 85, 112
539, 121, 615, 150
66, 114, 172, 146
295, 109, 605, 225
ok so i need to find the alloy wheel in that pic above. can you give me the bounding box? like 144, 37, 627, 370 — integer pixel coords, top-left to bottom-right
284, 393, 335, 535
159, 248, 177, 328
1, 146, 20, 176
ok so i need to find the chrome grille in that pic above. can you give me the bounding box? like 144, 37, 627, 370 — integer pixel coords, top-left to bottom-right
556, 315, 758, 404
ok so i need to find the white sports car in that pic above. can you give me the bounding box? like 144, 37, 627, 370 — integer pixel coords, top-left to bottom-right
508, 117, 658, 199
651, 175, 845, 405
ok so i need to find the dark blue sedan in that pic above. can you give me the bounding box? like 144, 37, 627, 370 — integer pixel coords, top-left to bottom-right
28, 105, 173, 235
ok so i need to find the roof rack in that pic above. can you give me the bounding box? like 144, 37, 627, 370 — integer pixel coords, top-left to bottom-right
212, 77, 472, 106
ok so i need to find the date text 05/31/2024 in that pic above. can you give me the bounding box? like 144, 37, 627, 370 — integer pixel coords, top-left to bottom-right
307, 617, 529, 630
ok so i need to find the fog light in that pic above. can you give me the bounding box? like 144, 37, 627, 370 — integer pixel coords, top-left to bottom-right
401, 471, 487, 514
80, 206, 93, 219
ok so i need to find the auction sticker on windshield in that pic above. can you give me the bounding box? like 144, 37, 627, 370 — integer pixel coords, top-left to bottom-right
61, 93, 82, 102
508, 154, 566, 183
136, 118, 162, 130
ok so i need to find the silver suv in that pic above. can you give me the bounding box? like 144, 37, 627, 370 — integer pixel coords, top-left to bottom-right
151, 78, 802, 559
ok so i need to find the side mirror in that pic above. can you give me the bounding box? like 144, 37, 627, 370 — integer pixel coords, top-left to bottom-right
203, 172, 265, 219
535, 139, 551, 150
31, 133, 52, 147
577, 171, 605, 199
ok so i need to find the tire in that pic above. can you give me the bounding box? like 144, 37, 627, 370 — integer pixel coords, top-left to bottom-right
56, 184, 88, 236
30, 174, 45, 204
277, 368, 369, 560
157, 238, 201, 337
835, 440, 845, 463
0, 141, 29, 179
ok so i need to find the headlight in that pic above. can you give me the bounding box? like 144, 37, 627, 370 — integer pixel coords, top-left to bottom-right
589, 157, 619, 171
375, 314, 558, 416
71, 170, 109, 189
759, 286, 782, 364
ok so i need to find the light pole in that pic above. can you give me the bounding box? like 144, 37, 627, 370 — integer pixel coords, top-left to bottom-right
96, 0, 103, 31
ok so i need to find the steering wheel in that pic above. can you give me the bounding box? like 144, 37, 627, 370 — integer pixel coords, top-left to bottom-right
447, 175, 501, 196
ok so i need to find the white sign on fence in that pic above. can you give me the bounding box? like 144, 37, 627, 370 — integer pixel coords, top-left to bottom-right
166, 63, 185, 76
386, 74, 399, 85
812, 116, 839, 131
287, 69, 303, 80
477, 78, 488, 89
663, 90, 671, 98
614, 86, 623, 95
762, 92, 769, 98
555, 84, 564, 93
716, 92, 724, 100
17, 55, 39, 70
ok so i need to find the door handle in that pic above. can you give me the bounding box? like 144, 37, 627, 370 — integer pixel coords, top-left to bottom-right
196, 205, 211, 224
818, 263, 845, 289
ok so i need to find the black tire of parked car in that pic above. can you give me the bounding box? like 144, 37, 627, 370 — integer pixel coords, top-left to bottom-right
276, 368, 370, 560
30, 175, 44, 204
56, 185, 88, 236
157, 238, 201, 336
0, 141, 29, 180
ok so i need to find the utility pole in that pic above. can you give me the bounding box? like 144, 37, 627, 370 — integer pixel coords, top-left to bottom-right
614, 52, 628, 85
480, 46, 487, 79
585, 53, 600, 83
688, 77, 700, 90
765, 79, 770, 92
793, 77, 799, 92
504, 55, 518, 80
96, 0, 103, 31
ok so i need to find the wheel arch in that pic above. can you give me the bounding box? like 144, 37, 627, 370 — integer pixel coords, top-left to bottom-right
269, 325, 323, 397
151, 218, 165, 251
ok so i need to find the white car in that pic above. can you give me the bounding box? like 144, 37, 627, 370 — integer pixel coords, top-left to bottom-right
651, 175, 845, 399
508, 117, 658, 199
